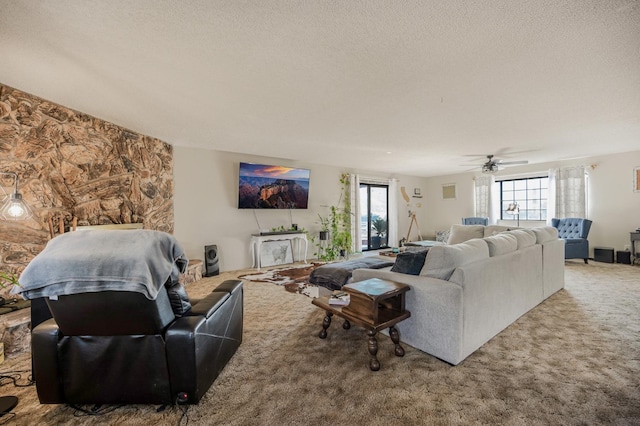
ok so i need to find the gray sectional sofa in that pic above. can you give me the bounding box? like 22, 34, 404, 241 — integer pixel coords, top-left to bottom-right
352, 225, 565, 365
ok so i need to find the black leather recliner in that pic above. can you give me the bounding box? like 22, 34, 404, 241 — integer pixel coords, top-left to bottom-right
31, 279, 243, 405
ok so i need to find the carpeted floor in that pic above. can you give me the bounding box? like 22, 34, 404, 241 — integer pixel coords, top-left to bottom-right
1, 261, 639, 425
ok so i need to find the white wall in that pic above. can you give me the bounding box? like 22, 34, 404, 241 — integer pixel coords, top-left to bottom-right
585, 151, 640, 254
173, 147, 428, 271
422, 172, 476, 235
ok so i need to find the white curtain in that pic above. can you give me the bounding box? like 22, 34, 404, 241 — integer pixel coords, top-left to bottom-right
548, 166, 587, 220
474, 175, 496, 223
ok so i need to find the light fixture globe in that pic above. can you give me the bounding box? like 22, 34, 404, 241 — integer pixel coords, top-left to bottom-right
1, 192, 33, 220
0, 172, 33, 221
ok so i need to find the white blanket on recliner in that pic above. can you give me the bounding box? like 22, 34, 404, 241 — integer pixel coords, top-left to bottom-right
13, 229, 188, 300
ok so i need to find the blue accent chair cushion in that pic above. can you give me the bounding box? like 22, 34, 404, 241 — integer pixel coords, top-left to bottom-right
551, 218, 593, 263
462, 217, 488, 226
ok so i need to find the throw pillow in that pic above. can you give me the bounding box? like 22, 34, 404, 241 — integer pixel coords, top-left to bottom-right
435, 229, 450, 243
447, 224, 484, 245
391, 250, 429, 275
165, 281, 192, 317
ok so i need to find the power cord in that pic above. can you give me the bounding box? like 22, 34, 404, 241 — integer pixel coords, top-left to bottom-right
0, 369, 35, 388
175, 394, 190, 426
0, 369, 31, 424
69, 404, 123, 417
1, 368, 190, 424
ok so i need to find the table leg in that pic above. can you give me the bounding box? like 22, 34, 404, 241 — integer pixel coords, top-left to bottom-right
389, 326, 405, 357
367, 330, 380, 371
302, 236, 308, 263
319, 312, 333, 339
256, 241, 262, 270
250, 241, 256, 268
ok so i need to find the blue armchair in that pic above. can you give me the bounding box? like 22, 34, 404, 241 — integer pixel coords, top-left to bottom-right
551, 218, 593, 264
462, 217, 488, 226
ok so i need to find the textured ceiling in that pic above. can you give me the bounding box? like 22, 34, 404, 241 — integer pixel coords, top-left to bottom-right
1, 0, 639, 177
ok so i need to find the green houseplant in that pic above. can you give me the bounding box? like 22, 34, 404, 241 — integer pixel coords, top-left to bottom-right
0, 272, 19, 290
370, 215, 387, 249
314, 174, 353, 261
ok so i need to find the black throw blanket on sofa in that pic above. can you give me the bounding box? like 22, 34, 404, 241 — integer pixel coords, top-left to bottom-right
309, 257, 394, 291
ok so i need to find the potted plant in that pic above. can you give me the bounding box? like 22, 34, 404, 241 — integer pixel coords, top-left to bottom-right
313, 174, 354, 261
370, 215, 387, 249
317, 214, 330, 242
331, 174, 353, 258
0, 272, 20, 307
0, 272, 19, 290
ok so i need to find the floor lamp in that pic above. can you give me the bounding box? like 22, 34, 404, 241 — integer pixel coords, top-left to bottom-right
0, 172, 33, 418
506, 203, 520, 226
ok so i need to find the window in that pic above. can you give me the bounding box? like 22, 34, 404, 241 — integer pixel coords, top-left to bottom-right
499, 177, 549, 221
359, 183, 389, 251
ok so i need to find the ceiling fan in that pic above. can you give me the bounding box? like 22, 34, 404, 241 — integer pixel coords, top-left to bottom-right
478, 155, 528, 174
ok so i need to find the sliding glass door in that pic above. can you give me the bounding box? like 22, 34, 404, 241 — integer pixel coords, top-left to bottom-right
360, 183, 389, 251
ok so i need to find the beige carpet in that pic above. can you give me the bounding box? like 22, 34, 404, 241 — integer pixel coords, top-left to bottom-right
1, 261, 639, 425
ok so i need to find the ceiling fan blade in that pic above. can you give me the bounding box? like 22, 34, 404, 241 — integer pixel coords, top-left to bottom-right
499, 160, 529, 166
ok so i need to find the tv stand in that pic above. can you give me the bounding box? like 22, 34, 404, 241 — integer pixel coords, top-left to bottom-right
250, 232, 308, 270
258, 230, 301, 236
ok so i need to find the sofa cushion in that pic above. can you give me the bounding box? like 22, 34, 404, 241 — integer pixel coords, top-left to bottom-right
484, 233, 518, 256
484, 225, 516, 237
391, 250, 429, 275
447, 224, 484, 245
421, 238, 489, 280
531, 226, 559, 244
506, 229, 537, 250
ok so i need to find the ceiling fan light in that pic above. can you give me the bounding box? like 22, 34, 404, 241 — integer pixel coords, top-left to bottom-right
481, 163, 499, 174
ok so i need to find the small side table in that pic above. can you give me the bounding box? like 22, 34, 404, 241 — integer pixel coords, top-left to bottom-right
312, 278, 411, 371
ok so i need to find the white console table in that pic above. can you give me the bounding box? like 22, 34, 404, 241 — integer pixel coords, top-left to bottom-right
250, 232, 308, 270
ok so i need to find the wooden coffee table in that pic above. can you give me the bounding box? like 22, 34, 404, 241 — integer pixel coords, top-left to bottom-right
311, 278, 411, 371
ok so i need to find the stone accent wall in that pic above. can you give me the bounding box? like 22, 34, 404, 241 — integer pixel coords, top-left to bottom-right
0, 84, 174, 294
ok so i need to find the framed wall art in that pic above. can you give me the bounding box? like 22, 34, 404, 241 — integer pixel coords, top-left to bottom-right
260, 240, 293, 267
442, 183, 457, 200
634, 167, 640, 193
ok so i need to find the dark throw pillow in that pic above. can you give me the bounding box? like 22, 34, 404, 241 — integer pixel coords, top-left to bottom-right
165, 281, 192, 317
390, 250, 429, 275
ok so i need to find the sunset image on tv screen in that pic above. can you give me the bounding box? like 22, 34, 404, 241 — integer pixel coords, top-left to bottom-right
238, 163, 310, 209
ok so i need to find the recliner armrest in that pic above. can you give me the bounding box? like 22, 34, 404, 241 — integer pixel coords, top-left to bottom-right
188, 292, 230, 318
212, 279, 243, 294
188, 280, 243, 318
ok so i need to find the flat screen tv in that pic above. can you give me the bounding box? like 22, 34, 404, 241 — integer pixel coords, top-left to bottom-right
238, 162, 310, 209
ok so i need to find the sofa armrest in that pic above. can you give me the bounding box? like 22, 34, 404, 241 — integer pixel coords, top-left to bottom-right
352, 268, 465, 365
32, 319, 64, 403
